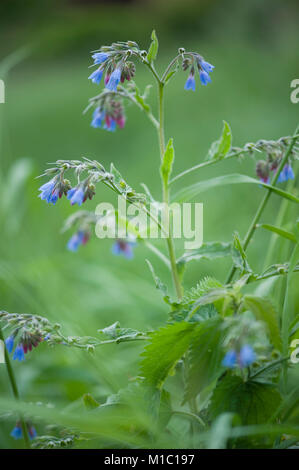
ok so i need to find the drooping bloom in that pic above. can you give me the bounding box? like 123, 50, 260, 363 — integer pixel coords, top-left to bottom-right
88, 67, 104, 85
256, 160, 270, 184
67, 231, 90, 252
239, 344, 256, 368
199, 70, 212, 86
278, 163, 295, 183
38, 179, 56, 203
222, 344, 255, 369
106, 67, 122, 92
184, 73, 196, 91
11, 424, 23, 440
38, 177, 70, 205
222, 349, 237, 368
5, 335, 14, 354
67, 187, 85, 206
104, 115, 117, 132
199, 59, 214, 73
13, 344, 25, 362
112, 239, 136, 259
11, 423, 37, 440
92, 52, 110, 65
91, 108, 105, 128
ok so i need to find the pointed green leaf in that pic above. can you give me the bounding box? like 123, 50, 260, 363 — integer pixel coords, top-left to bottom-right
178, 242, 232, 266
147, 30, 159, 63
160, 138, 174, 185
243, 295, 282, 351
260, 224, 297, 243
172, 174, 299, 203
207, 121, 232, 161
231, 232, 252, 275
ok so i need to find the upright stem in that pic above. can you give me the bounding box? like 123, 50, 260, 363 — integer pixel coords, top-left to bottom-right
0, 327, 30, 448
226, 125, 299, 284
158, 82, 183, 300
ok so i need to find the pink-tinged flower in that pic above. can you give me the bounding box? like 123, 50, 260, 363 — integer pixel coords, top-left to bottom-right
112, 239, 136, 259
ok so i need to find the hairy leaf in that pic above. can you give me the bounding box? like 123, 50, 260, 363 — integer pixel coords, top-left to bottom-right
140, 322, 196, 388
147, 30, 159, 63
207, 120, 232, 161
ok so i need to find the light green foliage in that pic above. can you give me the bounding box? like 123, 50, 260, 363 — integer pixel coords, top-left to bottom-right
207, 120, 232, 161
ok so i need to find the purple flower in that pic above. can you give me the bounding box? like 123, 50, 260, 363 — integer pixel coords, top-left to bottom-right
13, 344, 25, 361
106, 67, 122, 92
92, 52, 109, 65
11, 424, 22, 440
67, 231, 89, 252
239, 345, 256, 367
88, 67, 104, 85
222, 349, 237, 368
104, 115, 116, 132
91, 108, 105, 128
184, 73, 196, 91
5, 335, 14, 354
199, 59, 214, 73
199, 70, 211, 86
67, 187, 85, 206
112, 239, 136, 259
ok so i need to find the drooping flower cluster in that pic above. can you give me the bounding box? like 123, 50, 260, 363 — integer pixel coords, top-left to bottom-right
222, 344, 256, 369
38, 176, 71, 205
254, 137, 296, 184
5, 330, 43, 362
183, 55, 214, 91
91, 95, 125, 132
11, 422, 37, 440
67, 230, 90, 252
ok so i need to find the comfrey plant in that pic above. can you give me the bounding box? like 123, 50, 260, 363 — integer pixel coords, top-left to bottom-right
1, 32, 299, 449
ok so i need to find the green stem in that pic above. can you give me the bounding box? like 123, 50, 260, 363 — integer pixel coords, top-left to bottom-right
0, 326, 30, 448
158, 82, 183, 300
226, 125, 299, 284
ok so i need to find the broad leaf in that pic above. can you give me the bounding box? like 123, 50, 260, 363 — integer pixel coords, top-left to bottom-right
140, 322, 196, 388
147, 30, 159, 63
210, 376, 282, 425
177, 242, 232, 267
184, 316, 224, 402
207, 120, 232, 161
98, 321, 144, 342
243, 295, 282, 351
172, 174, 299, 203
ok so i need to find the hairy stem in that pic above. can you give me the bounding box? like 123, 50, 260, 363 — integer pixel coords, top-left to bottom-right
0, 326, 30, 448
226, 125, 299, 284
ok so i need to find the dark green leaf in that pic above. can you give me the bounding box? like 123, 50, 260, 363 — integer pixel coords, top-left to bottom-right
184, 317, 224, 402
210, 376, 282, 425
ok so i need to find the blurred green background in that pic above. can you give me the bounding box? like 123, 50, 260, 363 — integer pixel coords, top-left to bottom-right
0, 0, 298, 447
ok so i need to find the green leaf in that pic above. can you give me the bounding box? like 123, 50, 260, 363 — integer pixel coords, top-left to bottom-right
182, 277, 223, 305
210, 376, 282, 425
206, 121, 232, 161
140, 322, 196, 388
145, 259, 170, 303
172, 173, 299, 203
98, 321, 144, 342
231, 232, 252, 275
147, 30, 159, 63
184, 317, 224, 402
83, 393, 99, 410
260, 224, 297, 243
243, 295, 282, 351
134, 85, 151, 113
177, 242, 232, 267
160, 138, 174, 185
